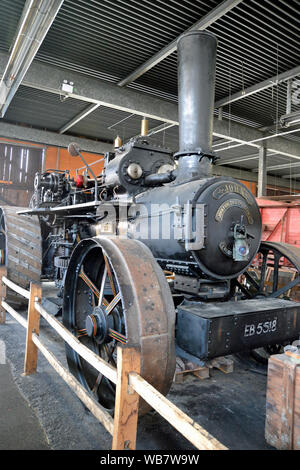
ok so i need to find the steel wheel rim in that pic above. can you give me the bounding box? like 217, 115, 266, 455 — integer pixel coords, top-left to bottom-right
233, 242, 300, 301
63, 236, 176, 414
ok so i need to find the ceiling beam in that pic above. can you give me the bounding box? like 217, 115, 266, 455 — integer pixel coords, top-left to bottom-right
213, 119, 300, 160
213, 164, 300, 190
215, 64, 300, 109
117, 0, 243, 87
216, 151, 277, 166
282, 173, 300, 179
0, 51, 178, 125
1, 52, 300, 160
0, 122, 113, 154
59, 103, 101, 134
253, 161, 300, 172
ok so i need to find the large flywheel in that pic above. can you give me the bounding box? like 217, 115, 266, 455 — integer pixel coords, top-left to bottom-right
234, 241, 300, 362
63, 236, 176, 414
235, 241, 300, 301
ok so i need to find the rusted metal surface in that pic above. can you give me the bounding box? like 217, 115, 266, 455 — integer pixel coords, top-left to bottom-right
0, 205, 42, 291
63, 236, 176, 415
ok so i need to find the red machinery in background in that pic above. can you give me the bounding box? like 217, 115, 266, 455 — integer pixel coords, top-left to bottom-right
254, 196, 300, 302
257, 196, 300, 247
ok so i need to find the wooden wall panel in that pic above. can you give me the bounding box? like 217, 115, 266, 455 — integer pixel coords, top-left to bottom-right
44, 147, 104, 178
240, 179, 256, 196
0, 142, 42, 207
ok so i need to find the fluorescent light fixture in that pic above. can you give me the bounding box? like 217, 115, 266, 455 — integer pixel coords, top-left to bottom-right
0, 0, 64, 118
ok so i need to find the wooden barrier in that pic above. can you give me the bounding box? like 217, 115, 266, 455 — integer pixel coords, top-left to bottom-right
24, 283, 42, 375
129, 372, 226, 451
0, 267, 7, 324
112, 346, 141, 450
0, 275, 227, 451
31, 332, 114, 436
1, 300, 27, 329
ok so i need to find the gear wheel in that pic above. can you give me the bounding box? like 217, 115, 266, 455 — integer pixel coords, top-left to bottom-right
54, 256, 69, 269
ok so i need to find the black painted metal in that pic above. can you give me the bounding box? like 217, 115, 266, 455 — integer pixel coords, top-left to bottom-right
176, 298, 300, 360
134, 176, 262, 280
175, 31, 218, 183
177, 31, 217, 157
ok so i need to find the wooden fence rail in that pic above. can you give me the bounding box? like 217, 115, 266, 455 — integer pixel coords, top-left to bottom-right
0, 274, 227, 451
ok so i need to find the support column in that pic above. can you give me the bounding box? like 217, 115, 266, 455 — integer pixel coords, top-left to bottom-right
257, 146, 267, 198
286, 79, 292, 115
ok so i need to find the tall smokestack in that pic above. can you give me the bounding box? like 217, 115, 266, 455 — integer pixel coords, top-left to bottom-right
175, 31, 218, 184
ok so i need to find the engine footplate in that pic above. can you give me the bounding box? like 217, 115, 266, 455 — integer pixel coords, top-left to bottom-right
176, 298, 300, 361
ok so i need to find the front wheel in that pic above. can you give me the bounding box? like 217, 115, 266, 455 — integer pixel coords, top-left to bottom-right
63, 236, 176, 415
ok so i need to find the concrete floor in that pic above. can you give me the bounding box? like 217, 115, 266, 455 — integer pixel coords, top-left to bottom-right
0, 289, 275, 451
0, 364, 50, 450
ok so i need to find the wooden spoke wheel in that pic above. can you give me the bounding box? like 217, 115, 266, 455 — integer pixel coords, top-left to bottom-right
233, 241, 300, 363
63, 236, 176, 415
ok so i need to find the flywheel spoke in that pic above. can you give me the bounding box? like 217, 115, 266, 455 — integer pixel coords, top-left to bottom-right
104, 254, 116, 296
259, 252, 268, 293
91, 372, 104, 396
79, 268, 100, 298
108, 328, 127, 344
79, 267, 110, 307
98, 266, 107, 306
269, 275, 300, 299
105, 292, 121, 315
244, 271, 260, 292
272, 254, 281, 293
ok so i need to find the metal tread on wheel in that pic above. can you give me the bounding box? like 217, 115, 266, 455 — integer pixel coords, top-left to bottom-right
0, 206, 42, 303
63, 236, 176, 415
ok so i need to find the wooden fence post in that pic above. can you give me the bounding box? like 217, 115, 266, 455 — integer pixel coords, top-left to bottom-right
112, 346, 141, 450
24, 282, 42, 375
0, 267, 7, 324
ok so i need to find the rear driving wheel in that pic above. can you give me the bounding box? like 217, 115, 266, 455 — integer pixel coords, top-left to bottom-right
63, 236, 176, 415
0, 206, 42, 305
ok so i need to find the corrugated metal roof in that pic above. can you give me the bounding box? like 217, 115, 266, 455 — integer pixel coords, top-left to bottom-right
3, 85, 89, 131
37, 0, 222, 80
65, 105, 164, 143
0, 0, 299, 182
131, 0, 300, 100
0, 0, 26, 53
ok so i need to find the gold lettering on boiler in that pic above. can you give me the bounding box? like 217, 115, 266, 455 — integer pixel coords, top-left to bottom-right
213, 183, 253, 205
215, 199, 254, 224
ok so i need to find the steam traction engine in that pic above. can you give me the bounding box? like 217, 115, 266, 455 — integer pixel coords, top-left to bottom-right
2, 31, 300, 413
